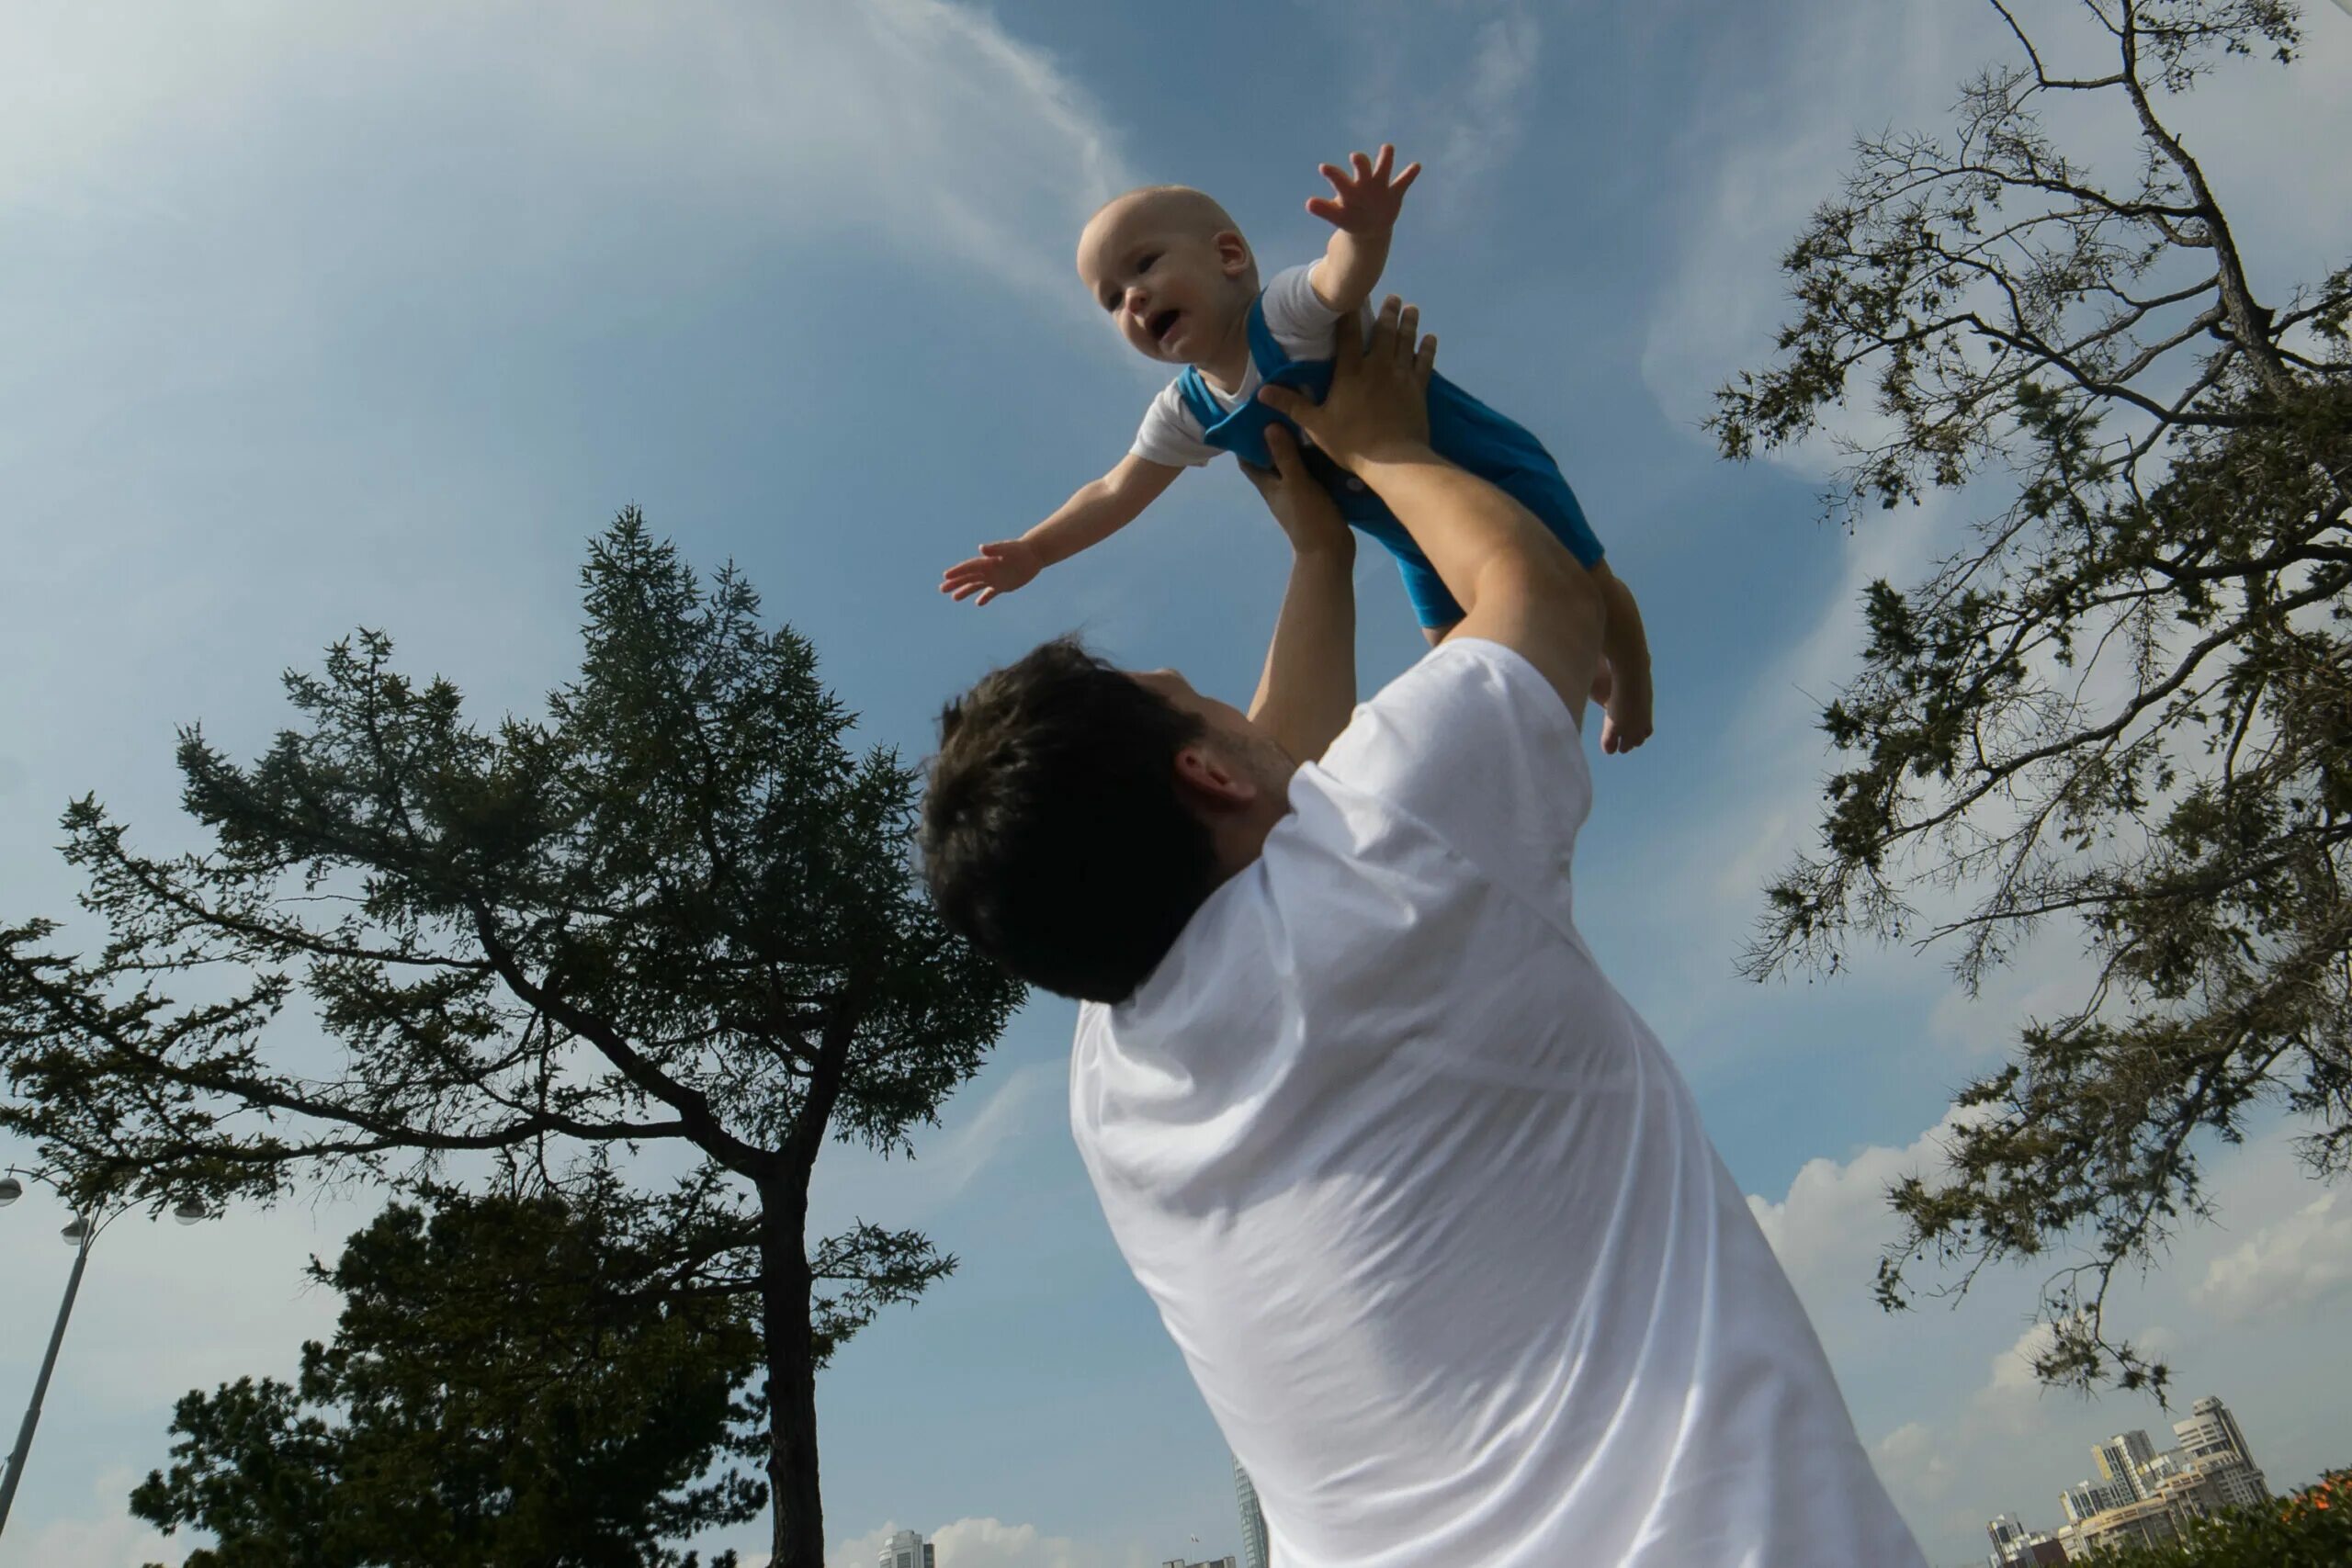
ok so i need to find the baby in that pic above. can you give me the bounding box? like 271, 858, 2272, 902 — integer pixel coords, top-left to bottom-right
940, 145, 1653, 751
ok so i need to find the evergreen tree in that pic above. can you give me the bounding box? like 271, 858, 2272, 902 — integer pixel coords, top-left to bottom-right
132, 1187, 762, 1567
2, 513, 1024, 1565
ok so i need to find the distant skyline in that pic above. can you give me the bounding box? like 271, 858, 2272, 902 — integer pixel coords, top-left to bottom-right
1, 4, 2347, 1566
1986, 1393, 2271, 1538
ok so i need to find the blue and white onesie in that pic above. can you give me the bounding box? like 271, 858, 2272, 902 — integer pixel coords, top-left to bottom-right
1131, 265, 1605, 628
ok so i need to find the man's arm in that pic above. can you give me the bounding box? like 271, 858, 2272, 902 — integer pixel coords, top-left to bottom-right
1242, 426, 1357, 761
1305, 145, 1420, 316
1258, 298, 1607, 718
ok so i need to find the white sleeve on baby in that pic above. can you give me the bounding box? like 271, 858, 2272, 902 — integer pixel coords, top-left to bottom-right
1258, 263, 1371, 363
1130, 382, 1224, 468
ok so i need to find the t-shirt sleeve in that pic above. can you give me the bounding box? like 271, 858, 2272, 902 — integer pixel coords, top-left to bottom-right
1131, 382, 1224, 468
1259, 263, 1371, 364
1312, 638, 1592, 927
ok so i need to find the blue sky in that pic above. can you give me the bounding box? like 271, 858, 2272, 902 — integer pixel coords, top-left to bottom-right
2, 4, 2347, 1565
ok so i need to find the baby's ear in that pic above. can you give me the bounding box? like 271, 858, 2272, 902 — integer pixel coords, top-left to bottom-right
1215, 230, 1252, 276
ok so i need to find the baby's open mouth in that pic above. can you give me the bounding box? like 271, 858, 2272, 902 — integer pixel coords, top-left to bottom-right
1150, 309, 1182, 344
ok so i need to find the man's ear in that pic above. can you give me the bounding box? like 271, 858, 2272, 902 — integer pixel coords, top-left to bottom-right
1215, 230, 1252, 278
1172, 742, 1259, 812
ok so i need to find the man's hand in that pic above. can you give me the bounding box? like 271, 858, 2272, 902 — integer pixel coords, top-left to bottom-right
940, 538, 1043, 605
1256, 295, 1435, 472
1307, 144, 1420, 235
1240, 425, 1355, 559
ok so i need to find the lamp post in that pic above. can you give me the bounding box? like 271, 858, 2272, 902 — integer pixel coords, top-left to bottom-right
0, 1168, 208, 1541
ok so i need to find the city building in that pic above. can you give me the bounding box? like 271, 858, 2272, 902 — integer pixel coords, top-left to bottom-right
1984, 1392, 2273, 1562
2072, 1469, 2227, 1561
2173, 1395, 2269, 1508
1232, 1456, 1271, 1568
1984, 1513, 2066, 1566
2093, 1429, 2158, 1500
1986, 1514, 2027, 1553
2175, 1394, 2254, 1468
878, 1529, 934, 1568
2061, 1475, 2135, 1524
1161, 1559, 1237, 1568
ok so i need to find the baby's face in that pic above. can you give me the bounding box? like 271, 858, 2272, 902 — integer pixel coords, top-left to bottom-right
1078, 193, 1252, 367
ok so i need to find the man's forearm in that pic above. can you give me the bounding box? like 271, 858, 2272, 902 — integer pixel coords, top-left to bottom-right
1351, 446, 1601, 626
1248, 542, 1358, 761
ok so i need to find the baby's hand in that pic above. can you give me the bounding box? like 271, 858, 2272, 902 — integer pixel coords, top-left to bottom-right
941, 539, 1043, 605
1306, 144, 1421, 235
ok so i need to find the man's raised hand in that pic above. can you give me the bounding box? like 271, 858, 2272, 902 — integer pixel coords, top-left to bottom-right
1306, 144, 1421, 234
1241, 425, 1355, 559
1255, 295, 1436, 473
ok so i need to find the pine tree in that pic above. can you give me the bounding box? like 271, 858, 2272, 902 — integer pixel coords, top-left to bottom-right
2, 512, 1024, 1564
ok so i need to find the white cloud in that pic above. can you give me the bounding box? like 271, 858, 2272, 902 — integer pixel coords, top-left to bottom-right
1746, 1106, 2350, 1560
829, 1519, 902, 1568
1873, 1420, 1957, 1506
1433, 7, 1544, 195
1311, 0, 1544, 223
1747, 1106, 1969, 1303
0, 1469, 181, 1568
830, 1517, 1141, 1568
1974, 1320, 2072, 1435
808, 1058, 1062, 1237
0, 0, 1129, 310
2194, 1192, 2352, 1324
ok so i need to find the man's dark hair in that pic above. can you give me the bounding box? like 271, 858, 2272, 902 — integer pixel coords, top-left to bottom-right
921, 637, 1216, 1003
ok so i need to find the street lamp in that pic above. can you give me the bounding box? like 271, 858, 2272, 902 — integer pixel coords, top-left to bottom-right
0, 1168, 212, 1542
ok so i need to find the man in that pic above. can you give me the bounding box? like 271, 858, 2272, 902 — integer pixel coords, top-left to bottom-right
922, 300, 1925, 1567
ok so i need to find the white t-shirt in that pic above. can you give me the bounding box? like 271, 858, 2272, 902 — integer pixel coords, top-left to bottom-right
1130, 265, 1353, 469
1070, 640, 1926, 1568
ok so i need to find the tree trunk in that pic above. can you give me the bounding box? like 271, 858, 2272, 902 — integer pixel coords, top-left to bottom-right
759, 1179, 825, 1568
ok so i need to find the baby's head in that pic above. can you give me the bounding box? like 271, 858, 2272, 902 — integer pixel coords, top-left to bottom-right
1078, 185, 1257, 368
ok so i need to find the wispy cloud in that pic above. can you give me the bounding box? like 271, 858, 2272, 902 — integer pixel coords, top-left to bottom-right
1312, 0, 1544, 221
1432, 6, 1544, 197
1747, 1110, 2349, 1557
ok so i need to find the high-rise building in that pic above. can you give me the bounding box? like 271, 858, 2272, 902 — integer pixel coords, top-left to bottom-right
878, 1529, 934, 1568
2051, 1397, 2271, 1553
2093, 1430, 2158, 1500
1233, 1457, 1271, 1568
2174, 1395, 2253, 1469
2063, 1476, 2136, 1524
2170, 1393, 2268, 1506
1985, 1513, 2067, 1566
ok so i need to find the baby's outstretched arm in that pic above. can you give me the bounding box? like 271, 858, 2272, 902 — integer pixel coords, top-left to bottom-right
941, 455, 1182, 605
1306, 144, 1421, 316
